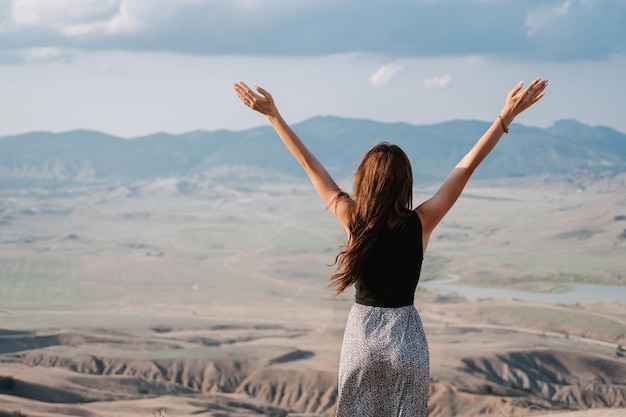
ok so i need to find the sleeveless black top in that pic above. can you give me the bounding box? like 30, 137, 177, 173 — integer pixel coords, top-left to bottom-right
354, 210, 424, 307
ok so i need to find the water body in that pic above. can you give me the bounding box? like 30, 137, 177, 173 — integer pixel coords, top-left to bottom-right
420, 277, 626, 304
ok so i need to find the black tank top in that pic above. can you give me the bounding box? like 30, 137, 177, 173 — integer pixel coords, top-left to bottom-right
354, 210, 424, 307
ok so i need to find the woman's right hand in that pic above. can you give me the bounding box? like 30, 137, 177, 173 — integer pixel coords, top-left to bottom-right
500, 77, 548, 126
233, 81, 280, 119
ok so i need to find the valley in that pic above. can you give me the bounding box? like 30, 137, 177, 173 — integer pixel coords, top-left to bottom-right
1, 172, 625, 416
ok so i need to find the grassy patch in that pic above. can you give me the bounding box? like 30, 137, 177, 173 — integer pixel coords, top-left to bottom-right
555, 229, 602, 240
509, 282, 573, 293
420, 255, 451, 281
478, 305, 626, 338
453, 278, 573, 293
464, 272, 626, 289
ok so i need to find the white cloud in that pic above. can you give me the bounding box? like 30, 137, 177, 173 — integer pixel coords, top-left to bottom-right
98, 63, 113, 73
422, 75, 451, 89
6, 0, 320, 35
525, 0, 570, 37
61, 3, 139, 36
0, 0, 623, 62
368, 64, 405, 87
25, 47, 75, 62
11, 0, 121, 28
462, 55, 488, 68
8, 0, 151, 36
28, 47, 62, 59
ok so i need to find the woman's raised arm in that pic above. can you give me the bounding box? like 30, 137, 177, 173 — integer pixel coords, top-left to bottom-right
234, 81, 351, 231
417, 77, 548, 251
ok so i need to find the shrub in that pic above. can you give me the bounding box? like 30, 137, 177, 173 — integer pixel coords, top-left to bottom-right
137, 388, 149, 394
508, 382, 532, 393
0, 375, 16, 390
12, 411, 27, 417
266, 409, 288, 417
478, 383, 493, 395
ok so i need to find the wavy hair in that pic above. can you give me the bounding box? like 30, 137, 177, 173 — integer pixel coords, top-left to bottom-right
329, 142, 414, 294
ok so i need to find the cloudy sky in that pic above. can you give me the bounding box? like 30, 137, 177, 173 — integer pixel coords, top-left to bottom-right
0, 0, 624, 137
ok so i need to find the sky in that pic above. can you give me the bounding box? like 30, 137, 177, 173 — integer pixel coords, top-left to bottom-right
0, 0, 625, 137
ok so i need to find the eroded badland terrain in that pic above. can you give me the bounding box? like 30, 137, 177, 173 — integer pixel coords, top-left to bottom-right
1, 173, 625, 417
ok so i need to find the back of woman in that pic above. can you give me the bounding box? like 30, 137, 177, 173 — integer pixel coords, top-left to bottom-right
356, 208, 423, 308
339, 208, 428, 416
234, 76, 547, 417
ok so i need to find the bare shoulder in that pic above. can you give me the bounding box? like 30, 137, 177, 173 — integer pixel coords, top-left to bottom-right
414, 206, 432, 253
414, 204, 431, 232
332, 193, 353, 236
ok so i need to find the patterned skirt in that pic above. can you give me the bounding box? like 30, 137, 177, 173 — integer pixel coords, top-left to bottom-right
335, 303, 429, 417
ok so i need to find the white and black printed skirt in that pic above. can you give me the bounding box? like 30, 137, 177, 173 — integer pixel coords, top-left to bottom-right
335, 303, 429, 417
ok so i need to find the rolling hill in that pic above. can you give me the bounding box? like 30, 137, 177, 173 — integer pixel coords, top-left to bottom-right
1, 117, 625, 188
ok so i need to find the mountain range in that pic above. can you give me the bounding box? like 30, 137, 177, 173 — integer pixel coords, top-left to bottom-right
1, 117, 625, 188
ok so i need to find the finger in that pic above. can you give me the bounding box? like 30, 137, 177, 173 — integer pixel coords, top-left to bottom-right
237, 81, 263, 101
531, 91, 546, 103
509, 81, 523, 98
233, 83, 250, 100
234, 81, 248, 93
521, 77, 542, 96
234, 86, 255, 108
236, 80, 251, 91
256, 86, 272, 100
235, 91, 249, 105
233, 84, 248, 100
527, 79, 548, 99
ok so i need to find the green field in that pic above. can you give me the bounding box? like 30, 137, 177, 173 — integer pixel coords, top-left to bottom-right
1, 175, 624, 329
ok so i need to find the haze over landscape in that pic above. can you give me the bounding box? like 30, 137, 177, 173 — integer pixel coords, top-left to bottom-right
1, 0, 625, 416
0, 1, 625, 136
1, 117, 625, 416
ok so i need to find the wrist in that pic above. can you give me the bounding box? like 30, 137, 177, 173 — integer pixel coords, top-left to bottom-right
497, 115, 510, 134
267, 112, 284, 125
499, 111, 515, 126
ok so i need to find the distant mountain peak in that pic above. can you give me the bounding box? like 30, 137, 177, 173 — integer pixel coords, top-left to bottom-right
1, 118, 624, 187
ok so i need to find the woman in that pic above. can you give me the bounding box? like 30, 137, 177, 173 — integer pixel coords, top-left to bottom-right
234, 78, 547, 417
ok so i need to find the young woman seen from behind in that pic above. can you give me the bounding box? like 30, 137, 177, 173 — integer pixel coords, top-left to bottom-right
234, 77, 548, 417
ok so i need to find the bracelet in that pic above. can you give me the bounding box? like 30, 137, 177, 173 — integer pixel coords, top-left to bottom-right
498, 115, 509, 134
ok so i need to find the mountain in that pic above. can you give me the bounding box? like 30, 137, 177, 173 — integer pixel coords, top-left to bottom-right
1, 117, 625, 188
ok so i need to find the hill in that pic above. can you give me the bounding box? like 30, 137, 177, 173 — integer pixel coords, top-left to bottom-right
1, 118, 625, 188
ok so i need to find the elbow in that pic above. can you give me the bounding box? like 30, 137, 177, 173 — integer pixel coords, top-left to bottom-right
455, 158, 479, 173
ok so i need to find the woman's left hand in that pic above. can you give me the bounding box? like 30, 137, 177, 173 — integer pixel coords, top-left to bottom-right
233, 81, 279, 118
500, 77, 548, 125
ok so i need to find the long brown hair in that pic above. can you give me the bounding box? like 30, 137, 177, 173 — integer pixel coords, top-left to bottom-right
330, 142, 414, 295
